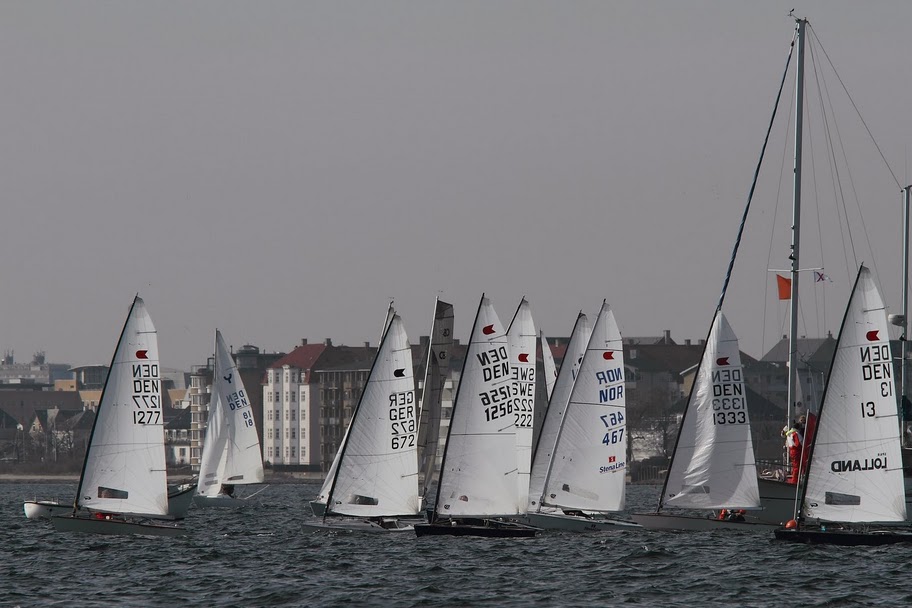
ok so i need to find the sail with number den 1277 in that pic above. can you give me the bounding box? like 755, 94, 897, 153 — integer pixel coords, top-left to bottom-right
415, 295, 537, 537
775, 266, 912, 545
51, 295, 184, 536
194, 329, 266, 507
632, 313, 769, 530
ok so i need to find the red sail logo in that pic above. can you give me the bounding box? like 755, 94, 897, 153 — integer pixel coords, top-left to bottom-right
135, 350, 148, 359
603, 351, 614, 360
866, 330, 880, 342
518, 353, 529, 363
716, 357, 729, 366
482, 325, 495, 335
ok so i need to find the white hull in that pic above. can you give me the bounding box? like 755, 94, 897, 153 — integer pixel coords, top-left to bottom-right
23, 500, 71, 520
193, 494, 250, 508
51, 514, 186, 537
302, 518, 419, 533
516, 511, 641, 531
631, 512, 780, 531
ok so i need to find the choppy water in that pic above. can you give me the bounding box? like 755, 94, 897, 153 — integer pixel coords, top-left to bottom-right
3, 482, 912, 607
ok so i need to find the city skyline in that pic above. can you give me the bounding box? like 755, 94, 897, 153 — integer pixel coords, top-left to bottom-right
3, 2, 912, 370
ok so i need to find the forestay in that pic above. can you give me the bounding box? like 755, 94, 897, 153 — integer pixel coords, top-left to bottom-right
528, 312, 591, 513
662, 312, 760, 510
802, 267, 906, 523
507, 298, 537, 511
197, 330, 265, 497
543, 302, 626, 512
77, 296, 169, 517
436, 296, 519, 518
327, 314, 420, 517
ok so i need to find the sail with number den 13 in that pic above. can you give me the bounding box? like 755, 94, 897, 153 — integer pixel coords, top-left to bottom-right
415, 295, 537, 537
52, 295, 184, 536
775, 266, 912, 545
194, 330, 265, 507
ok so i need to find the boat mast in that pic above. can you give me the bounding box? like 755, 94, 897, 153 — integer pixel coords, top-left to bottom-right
786, 17, 807, 427
902, 185, 911, 443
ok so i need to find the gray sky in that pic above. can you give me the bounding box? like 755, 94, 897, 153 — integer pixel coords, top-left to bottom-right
3, 1, 912, 370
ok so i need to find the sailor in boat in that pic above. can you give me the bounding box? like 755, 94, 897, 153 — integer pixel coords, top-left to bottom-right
783, 422, 804, 484
717, 509, 746, 522
219, 484, 236, 498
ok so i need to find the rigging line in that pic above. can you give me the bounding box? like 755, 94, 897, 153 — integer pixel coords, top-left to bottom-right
812, 34, 883, 294
808, 24, 901, 190
763, 65, 795, 360
809, 37, 855, 283
805, 42, 827, 337
715, 30, 796, 314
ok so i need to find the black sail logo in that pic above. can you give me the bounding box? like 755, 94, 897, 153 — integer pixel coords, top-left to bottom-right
393, 368, 405, 377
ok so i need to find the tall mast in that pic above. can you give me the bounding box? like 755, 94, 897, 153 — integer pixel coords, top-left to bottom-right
901, 185, 911, 444
786, 17, 807, 427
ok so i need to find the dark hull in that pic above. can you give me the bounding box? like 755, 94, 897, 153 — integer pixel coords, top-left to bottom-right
775, 527, 912, 546
415, 521, 538, 538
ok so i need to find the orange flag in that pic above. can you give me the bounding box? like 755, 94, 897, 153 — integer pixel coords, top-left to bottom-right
776, 274, 792, 300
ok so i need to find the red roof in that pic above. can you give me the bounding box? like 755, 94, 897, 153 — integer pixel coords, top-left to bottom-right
266, 344, 327, 383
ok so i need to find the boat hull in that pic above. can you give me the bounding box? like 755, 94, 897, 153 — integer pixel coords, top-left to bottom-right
166, 484, 196, 519
517, 512, 640, 531
774, 526, 912, 546
756, 477, 801, 525
310, 500, 326, 516
631, 512, 779, 531
51, 514, 186, 537
415, 520, 539, 538
303, 518, 418, 533
193, 494, 251, 508
24, 500, 71, 520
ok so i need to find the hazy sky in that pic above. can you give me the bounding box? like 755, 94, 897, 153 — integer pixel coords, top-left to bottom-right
3, 1, 912, 370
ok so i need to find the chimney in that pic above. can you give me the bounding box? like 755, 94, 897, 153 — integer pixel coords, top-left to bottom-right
699, 339, 706, 346
663, 329, 671, 344
324, 338, 332, 346
685, 339, 691, 346
301, 338, 308, 346
364, 341, 370, 348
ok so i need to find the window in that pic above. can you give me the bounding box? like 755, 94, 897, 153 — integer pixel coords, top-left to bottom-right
285, 447, 289, 458
268, 429, 273, 439
275, 409, 279, 419
268, 447, 273, 458
291, 447, 296, 458
291, 410, 296, 421
301, 428, 305, 439
267, 392, 272, 403
267, 410, 273, 421
285, 429, 289, 439
291, 392, 295, 402
275, 391, 280, 402
285, 410, 289, 420
302, 447, 306, 458
291, 428, 296, 439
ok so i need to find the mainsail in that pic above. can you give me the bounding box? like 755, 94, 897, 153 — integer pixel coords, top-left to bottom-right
77, 296, 169, 517
325, 314, 419, 517
196, 330, 265, 497
435, 295, 519, 518
507, 298, 537, 511
542, 302, 626, 512
527, 312, 591, 512
800, 266, 906, 523
662, 312, 760, 510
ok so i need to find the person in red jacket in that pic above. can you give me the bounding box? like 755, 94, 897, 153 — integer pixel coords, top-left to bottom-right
799, 413, 816, 472
783, 422, 803, 484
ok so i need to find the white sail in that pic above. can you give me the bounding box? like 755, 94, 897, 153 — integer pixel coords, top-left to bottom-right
77, 296, 169, 517
196, 330, 265, 498
507, 298, 537, 512
802, 267, 906, 523
542, 302, 625, 512
541, 331, 557, 401
417, 299, 454, 499
326, 314, 419, 517
662, 312, 760, 510
436, 295, 519, 518
528, 312, 591, 512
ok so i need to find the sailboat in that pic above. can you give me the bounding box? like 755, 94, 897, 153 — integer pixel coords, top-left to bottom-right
774, 266, 912, 544
415, 295, 538, 537
519, 301, 636, 531
507, 298, 537, 512
50, 295, 185, 536
193, 330, 266, 507
310, 303, 396, 516
631, 313, 772, 530
416, 299, 454, 511
304, 310, 422, 532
